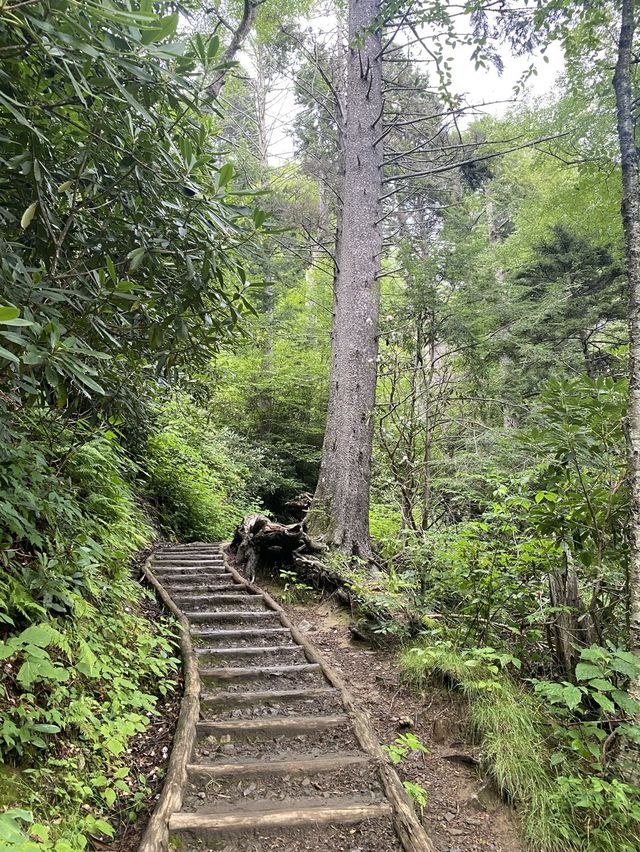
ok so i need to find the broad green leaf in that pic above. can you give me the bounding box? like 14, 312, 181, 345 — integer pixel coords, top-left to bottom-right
208, 34, 220, 60
562, 684, 582, 710
574, 662, 602, 681
218, 163, 234, 187
253, 208, 268, 228
141, 12, 179, 45
587, 678, 615, 692
591, 692, 615, 714
128, 247, 146, 272
19, 623, 55, 648
0, 345, 19, 364
102, 787, 117, 807
0, 307, 20, 322
16, 657, 57, 688
612, 689, 640, 715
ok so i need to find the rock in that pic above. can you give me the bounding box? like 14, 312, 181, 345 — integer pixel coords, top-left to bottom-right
465, 780, 501, 812
432, 718, 447, 742
221, 743, 235, 755
397, 715, 414, 730
442, 749, 479, 766
444, 811, 456, 822
298, 619, 312, 633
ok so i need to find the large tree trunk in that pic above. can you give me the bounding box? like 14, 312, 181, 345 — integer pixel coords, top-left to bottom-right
308, 0, 384, 560
614, 0, 640, 700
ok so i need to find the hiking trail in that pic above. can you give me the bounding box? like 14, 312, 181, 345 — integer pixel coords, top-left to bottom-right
137, 543, 434, 852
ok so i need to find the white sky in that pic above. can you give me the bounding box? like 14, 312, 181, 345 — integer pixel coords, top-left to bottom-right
450, 40, 565, 115
261, 24, 565, 165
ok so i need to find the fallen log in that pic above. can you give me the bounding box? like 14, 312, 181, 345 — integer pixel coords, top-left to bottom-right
283, 491, 314, 520
229, 513, 345, 594
228, 514, 417, 632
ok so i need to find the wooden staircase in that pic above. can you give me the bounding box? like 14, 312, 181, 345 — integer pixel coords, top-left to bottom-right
138, 543, 434, 852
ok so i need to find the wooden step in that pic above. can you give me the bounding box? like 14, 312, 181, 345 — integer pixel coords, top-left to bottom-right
153, 565, 226, 572
155, 571, 229, 580
154, 553, 223, 559
186, 610, 278, 622
198, 663, 321, 679
162, 574, 234, 584
195, 644, 302, 657
196, 715, 347, 736
191, 627, 290, 640
167, 583, 241, 593
154, 560, 225, 566
186, 752, 370, 778
169, 801, 392, 833
159, 546, 219, 552
173, 593, 260, 605
200, 687, 339, 706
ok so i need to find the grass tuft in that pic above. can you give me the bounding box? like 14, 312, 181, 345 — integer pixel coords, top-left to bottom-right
400, 643, 573, 851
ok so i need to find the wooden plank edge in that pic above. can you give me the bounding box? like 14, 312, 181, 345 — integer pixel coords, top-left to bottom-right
198, 662, 321, 678
168, 801, 392, 832
137, 552, 201, 852
186, 753, 372, 778
222, 545, 437, 852
194, 644, 300, 655
196, 713, 348, 734
200, 686, 338, 704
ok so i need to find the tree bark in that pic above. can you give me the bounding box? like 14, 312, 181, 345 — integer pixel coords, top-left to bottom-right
614, 0, 640, 702
308, 0, 384, 560
207, 0, 260, 98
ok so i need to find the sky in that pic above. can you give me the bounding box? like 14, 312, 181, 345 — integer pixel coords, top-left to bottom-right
262, 25, 565, 165
450, 40, 565, 116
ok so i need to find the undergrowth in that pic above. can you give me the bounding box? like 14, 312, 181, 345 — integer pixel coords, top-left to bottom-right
400, 642, 640, 852
0, 417, 180, 849
0, 393, 273, 847
145, 397, 266, 542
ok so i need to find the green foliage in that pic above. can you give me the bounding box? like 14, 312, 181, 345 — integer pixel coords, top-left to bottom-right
526, 375, 628, 582
278, 569, 313, 604
402, 781, 428, 815
368, 376, 630, 666
0, 409, 177, 847
0, 0, 258, 423
534, 645, 640, 774
203, 253, 331, 511
382, 732, 428, 765
369, 503, 404, 561
401, 641, 640, 851
146, 396, 266, 541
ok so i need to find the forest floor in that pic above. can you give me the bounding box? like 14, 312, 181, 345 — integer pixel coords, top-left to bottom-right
262, 583, 522, 852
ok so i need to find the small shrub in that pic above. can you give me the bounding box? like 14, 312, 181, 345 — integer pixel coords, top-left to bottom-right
278, 569, 313, 603
146, 398, 262, 541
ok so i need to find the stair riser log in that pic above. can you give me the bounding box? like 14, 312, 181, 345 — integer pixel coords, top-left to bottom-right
141, 543, 432, 852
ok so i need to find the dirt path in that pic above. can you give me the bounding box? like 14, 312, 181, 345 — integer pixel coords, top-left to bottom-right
271, 594, 523, 852
139, 544, 432, 851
